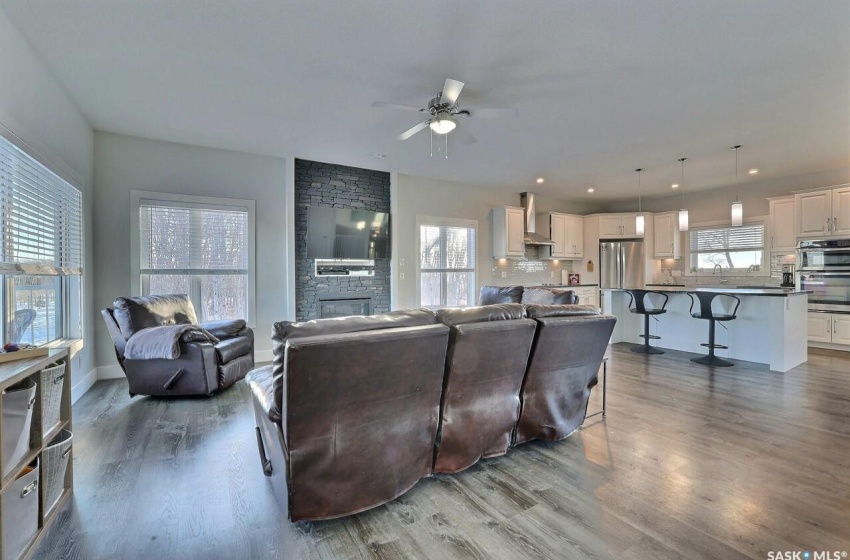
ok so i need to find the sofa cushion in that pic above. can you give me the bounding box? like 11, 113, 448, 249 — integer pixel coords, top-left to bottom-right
523, 303, 601, 319
436, 303, 526, 327
521, 287, 578, 305
478, 285, 524, 305
246, 365, 280, 423
215, 336, 253, 363
112, 294, 198, 340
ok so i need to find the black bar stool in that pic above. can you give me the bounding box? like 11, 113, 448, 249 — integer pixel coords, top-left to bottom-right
687, 292, 741, 367
625, 289, 669, 354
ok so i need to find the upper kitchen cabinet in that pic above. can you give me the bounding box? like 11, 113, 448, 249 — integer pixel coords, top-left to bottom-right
492, 206, 526, 258
768, 197, 796, 253
796, 185, 850, 237
539, 212, 583, 259
653, 212, 681, 258
598, 213, 644, 239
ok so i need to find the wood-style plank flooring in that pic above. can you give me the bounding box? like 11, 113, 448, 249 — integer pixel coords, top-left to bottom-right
34, 345, 850, 559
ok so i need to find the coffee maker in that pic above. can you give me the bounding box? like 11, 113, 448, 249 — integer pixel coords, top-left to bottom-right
781, 264, 796, 287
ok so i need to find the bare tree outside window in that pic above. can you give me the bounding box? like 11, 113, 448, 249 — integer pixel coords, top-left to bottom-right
140, 203, 250, 322
690, 224, 764, 272
420, 223, 475, 309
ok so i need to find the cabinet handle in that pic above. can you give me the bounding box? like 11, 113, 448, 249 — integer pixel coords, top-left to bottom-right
20, 481, 37, 498
827, 218, 830, 232
834, 217, 838, 231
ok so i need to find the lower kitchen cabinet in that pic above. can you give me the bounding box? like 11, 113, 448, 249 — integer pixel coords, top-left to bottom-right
575, 287, 599, 307
808, 312, 850, 346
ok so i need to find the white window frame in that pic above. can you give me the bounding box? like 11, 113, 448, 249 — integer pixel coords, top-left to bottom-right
685, 216, 770, 277
415, 215, 478, 308
0, 124, 84, 345
130, 190, 257, 327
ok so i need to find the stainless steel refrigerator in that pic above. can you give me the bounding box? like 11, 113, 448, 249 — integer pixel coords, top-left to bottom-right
600, 241, 644, 289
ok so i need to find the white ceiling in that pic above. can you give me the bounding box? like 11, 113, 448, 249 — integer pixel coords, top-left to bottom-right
2, 0, 850, 200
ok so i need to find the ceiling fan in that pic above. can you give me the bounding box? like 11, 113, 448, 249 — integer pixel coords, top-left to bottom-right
372, 78, 518, 152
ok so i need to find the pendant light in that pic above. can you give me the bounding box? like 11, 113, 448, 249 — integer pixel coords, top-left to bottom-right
678, 157, 689, 232
730, 145, 743, 227
635, 168, 645, 235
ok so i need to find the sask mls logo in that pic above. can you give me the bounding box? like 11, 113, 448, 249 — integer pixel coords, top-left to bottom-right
767, 552, 848, 560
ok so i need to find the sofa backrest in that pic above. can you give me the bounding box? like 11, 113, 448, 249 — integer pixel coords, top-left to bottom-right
478, 285, 524, 305
111, 294, 198, 340
433, 303, 536, 473
521, 286, 578, 305
283, 323, 449, 520
515, 314, 616, 445
523, 303, 601, 319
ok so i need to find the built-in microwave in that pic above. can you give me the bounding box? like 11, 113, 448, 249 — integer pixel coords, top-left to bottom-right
797, 239, 850, 271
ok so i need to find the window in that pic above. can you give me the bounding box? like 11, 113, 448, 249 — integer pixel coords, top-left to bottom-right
689, 223, 765, 272
418, 218, 476, 309
131, 191, 256, 325
0, 132, 83, 346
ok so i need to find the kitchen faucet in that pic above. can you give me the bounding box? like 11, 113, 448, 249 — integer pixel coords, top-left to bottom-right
713, 263, 728, 284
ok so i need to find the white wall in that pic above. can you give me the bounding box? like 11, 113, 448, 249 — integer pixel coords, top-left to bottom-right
393, 173, 603, 309
92, 131, 288, 369
0, 7, 96, 399
605, 166, 850, 222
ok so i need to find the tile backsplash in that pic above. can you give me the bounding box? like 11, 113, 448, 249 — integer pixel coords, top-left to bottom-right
490, 246, 576, 286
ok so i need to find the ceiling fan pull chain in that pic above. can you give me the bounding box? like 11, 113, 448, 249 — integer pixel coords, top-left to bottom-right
445, 133, 449, 159
430, 128, 433, 157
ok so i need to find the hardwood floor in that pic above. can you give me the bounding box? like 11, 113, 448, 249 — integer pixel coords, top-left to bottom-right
33, 344, 850, 560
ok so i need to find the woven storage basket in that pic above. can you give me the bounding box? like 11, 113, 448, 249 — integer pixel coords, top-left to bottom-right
39, 361, 66, 437
2, 378, 36, 477
1, 458, 39, 560
42, 429, 72, 515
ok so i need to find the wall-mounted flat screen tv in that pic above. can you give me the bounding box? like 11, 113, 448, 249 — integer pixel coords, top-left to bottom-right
306, 206, 390, 259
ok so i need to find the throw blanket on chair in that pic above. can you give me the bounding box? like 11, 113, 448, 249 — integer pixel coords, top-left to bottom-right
125, 325, 220, 360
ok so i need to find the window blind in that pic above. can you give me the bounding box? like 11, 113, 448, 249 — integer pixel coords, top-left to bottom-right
0, 135, 83, 275
689, 224, 764, 253
420, 225, 476, 272
139, 200, 249, 274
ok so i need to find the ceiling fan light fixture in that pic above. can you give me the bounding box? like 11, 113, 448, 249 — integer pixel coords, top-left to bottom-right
429, 118, 456, 135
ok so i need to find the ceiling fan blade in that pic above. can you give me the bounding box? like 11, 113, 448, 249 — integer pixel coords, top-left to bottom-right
441, 79, 464, 106
464, 107, 519, 118
452, 122, 477, 145
396, 120, 430, 140
372, 101, 426, 112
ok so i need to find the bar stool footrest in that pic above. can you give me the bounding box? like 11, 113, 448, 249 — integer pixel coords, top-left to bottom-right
699, 343, 728, 350
638, 334, 661, 340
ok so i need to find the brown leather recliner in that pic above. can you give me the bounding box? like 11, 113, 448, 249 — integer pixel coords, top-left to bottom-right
101, 294, 255, 397
433, 304, 536, 473
246, 310, 449, 521
514, 304, 615, 445
478, 285, 524, 305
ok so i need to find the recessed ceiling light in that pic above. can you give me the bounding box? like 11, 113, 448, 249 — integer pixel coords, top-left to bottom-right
587, 188, 595, 193
536, 177, 545, 184
372, 153, 386, 159
671, 183, 680, 189
748, 168, 759, 175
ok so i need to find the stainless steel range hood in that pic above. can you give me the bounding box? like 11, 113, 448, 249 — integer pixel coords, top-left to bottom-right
520, 192, 555, 246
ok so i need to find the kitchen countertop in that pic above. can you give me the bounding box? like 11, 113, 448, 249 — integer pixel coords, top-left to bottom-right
602, 286, 811, 297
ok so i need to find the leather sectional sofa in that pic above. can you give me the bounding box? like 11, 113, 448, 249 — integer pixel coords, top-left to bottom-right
246, 302, 615, 521
478, 284, 580, 305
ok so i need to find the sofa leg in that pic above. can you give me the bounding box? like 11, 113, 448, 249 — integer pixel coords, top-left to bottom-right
255, 427, 273, 476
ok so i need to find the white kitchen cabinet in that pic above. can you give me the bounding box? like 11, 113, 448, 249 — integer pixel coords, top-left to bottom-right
796, 185, 850, 237
565, 215, 584, 258
769, 197, 797, 253
832, 314, 850, 345
598, 213, 644, 239
539, 212, 583, 259
807, 311, 850, 346
574, 287, 598, 307
807, 312, 832, 343
492, 206, 526, 258
653, 212, 681, 258
833, 186, 850, 236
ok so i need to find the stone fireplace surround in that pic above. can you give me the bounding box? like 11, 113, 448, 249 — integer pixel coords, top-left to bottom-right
294, 159, 391, 321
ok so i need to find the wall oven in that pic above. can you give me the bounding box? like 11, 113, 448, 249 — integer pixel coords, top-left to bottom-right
798, 239, 850, 271
798, 240, 850, 312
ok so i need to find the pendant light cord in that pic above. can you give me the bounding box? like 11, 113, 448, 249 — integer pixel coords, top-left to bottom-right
732, 145, 741, 202
635, 168, 643, 213
679, 157, 688, 206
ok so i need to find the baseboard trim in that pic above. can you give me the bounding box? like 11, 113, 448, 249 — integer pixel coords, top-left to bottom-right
97, 365, 126, 380
71, 368, 98, 404
255, 349, 273, 363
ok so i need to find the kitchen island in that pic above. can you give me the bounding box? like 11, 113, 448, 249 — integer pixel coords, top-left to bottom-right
601, 287, 809, 372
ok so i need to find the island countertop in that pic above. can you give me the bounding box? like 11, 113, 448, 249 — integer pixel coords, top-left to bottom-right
601, 286, 811, 297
